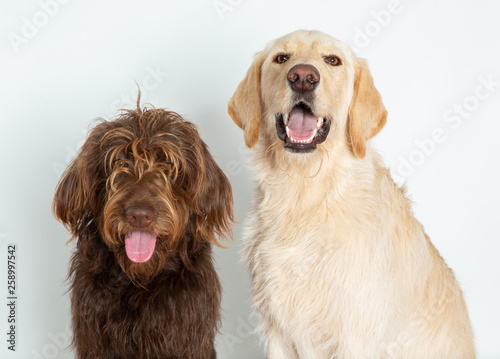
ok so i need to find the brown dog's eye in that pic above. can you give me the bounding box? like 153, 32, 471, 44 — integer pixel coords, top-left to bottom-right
115, 160, 128, 169
274, 54, 290, 64
324, 55, 342, 66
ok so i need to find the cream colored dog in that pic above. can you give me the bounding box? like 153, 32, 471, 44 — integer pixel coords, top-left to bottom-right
228, 30, 475, 359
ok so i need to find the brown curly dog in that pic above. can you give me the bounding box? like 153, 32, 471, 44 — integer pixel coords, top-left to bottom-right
53, 100, 233, 358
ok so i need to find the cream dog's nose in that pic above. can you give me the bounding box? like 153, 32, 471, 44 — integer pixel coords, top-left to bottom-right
287, 64, 320, 93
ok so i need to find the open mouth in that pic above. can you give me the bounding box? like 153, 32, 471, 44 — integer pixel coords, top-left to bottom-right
276, 103, 331, 153
124, 231, 157, 263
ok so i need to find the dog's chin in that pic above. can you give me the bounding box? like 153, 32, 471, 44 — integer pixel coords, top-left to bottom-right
275, 103, 331, 154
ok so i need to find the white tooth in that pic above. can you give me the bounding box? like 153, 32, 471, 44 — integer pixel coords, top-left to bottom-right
317, 117, 323, 129
283, 113, 289, 126
311, 129, 317, 141
286, 126, 290, 138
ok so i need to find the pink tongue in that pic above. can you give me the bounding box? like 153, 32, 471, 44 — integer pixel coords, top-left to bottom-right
287, 106, 318, 140
125, 231, 157, 263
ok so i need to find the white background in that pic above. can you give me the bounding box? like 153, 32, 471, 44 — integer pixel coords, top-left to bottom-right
1, 0, 499, 358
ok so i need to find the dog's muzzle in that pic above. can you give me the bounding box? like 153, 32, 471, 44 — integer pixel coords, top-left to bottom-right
276, 103, 331, 153
275, 64, 331, 153
124, 206, 157, 263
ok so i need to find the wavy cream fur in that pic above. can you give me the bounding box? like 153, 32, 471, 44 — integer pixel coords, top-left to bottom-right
229, 30, 475, 358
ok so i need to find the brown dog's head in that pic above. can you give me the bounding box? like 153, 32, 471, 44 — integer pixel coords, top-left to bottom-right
53, 105, 233, 284
228, 30, 387, 158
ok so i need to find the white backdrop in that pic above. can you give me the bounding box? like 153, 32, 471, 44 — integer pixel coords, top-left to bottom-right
1, 0, 499, 358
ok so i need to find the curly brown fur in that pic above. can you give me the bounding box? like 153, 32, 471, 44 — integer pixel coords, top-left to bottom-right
53, 103, 233, 358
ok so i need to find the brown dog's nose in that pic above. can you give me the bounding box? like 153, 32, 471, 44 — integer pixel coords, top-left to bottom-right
125, 207, 154, 228
287, 64, 320, 93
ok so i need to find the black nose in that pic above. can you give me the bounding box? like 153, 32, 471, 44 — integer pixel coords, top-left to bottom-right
287, 64, 320, 93
125, 207, 154, 228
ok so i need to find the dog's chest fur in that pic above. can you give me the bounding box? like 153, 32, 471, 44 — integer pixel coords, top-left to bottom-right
69, 231, 220, 358
244, 159, 430, 353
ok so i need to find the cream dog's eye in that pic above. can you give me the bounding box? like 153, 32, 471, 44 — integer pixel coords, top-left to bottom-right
274, 54, 290, 64
324, 55, 342, 66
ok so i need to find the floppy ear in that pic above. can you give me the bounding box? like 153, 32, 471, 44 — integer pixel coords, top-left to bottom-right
189, 141, 234, 246
348, 58, 387, 159
53, 159, 92, 240
53, 130, 106, 240
227, 52, 265, 148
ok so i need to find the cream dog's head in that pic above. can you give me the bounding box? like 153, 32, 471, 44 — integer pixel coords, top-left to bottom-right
228, 30, 387, 159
